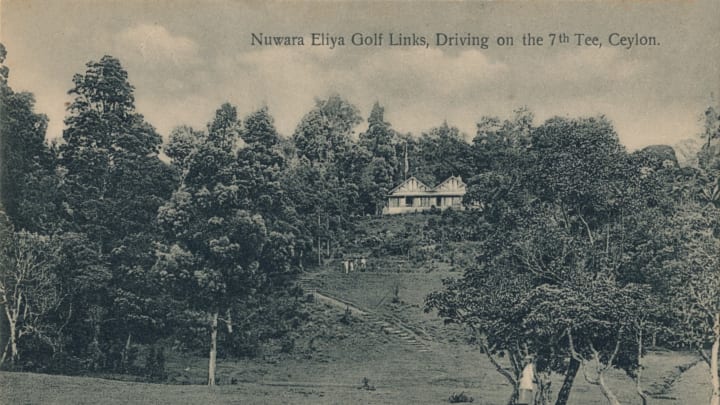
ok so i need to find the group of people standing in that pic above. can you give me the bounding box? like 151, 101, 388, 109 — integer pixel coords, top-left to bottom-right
341, 257, 367, 273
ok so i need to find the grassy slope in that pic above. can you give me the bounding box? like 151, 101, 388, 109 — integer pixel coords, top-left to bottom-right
1, 214, 713, 404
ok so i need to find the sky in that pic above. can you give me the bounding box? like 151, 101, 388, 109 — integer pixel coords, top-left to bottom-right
1, 0, 719, 151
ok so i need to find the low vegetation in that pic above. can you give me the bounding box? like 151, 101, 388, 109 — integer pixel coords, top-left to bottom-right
2, 40, 720, 405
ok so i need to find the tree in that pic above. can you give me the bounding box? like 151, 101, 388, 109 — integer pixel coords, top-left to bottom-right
464, 108, 534, 212
357, 102, 399, 215
283, 161, 354, 265
165, 125, 206, 176
698, 106, 720, 171
237, 107, 305, 291
58, 55, 177, 370
664, 202, 720, 405
156, 104, 303, 386
0, 43, 58, 233
428, 116, 666, 405
289, 95, 363, 261
0, 214, 61, 369
658, 106, 720, 405
415, 121, 473, 185
237, 106, 291, 221
525, 275, 655, 405
292, 94, 361, 164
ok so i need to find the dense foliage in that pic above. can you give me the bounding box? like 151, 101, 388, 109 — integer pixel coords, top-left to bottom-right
2, 41, 720, 404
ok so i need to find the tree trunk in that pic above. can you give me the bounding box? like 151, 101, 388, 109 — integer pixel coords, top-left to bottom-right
635, 329, 647, 405
208, 311, 219, 386
317, 237, 322, 266
506, 387, 518, 405
598, 372, 621, 405
7, 316, 17, 368
120, 332, 132, 371
536, 373, 553, 405
317, 214, 322, 266
3, 302, 19, 369
711, 313, 720, 405
555, 358, 580, 405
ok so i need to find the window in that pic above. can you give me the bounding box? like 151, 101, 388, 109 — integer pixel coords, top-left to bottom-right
436, 196, 442, 206
405, 197, 414, 206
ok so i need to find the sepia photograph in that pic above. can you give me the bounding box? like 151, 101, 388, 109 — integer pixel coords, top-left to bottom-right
1, 0, 720, 404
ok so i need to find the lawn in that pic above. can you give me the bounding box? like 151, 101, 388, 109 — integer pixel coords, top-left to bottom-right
0, 296, 712, 404
1, 215, 714, 404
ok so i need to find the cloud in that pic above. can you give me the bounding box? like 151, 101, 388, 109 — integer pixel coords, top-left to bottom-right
198, 46, 507, 137
115, 24, 200, 68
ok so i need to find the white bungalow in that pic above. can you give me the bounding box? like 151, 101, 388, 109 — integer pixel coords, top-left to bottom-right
383, 175, 466, 215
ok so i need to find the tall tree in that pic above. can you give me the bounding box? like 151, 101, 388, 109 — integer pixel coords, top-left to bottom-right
429, 116, 666, 405
292, 94, 361, 164
0, 213, 61, 369
357, 102, 399, 215
662, 202, 720, 405
663, 106, 720, 405
165, 125, 206, 176
289, 95, 363, 261
415, 121, 473, 186
58, 55, 177, 369
0, 43, 58, 233
156, 104, 303, 385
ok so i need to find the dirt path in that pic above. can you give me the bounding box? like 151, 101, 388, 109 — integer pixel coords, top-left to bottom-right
647, 357, 702, 399
298, 278, 434, 353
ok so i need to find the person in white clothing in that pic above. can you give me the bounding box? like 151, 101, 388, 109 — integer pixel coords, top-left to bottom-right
517, 355, 535, 405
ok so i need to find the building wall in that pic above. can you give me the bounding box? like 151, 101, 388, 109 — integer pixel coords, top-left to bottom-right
383, 194, 464, 214
383, 176, 467, 215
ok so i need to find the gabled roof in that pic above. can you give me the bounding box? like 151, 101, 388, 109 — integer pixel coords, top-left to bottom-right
433, 175, 466, 193
387, 176, 432, 195
388, 176, 466, 197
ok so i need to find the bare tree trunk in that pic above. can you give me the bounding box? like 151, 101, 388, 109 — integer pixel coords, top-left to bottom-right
506, 387, 518, 405
120, 332, 132, 371
635, 328, 648, 405
7, 316, 17, 368
208, 311, 218, 386
317, 214, 322, 266
711, 313, 720, 405
536, 372, 553, 405
480, 343, 518, 405
226, 309, 233, 334
598, 372, 621, 405
3, 304, 18, 369
555, 358, 580, 405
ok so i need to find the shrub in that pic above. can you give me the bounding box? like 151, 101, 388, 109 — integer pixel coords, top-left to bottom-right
340, 306, 353, 325
145, 346, 167, 382
448, 392, 474, 403
279, 335, 295, 353
359, 377, 376, 391
391, 283, 401, 304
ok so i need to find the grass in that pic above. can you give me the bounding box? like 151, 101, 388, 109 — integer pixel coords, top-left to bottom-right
0, 343, 710, 404
1, 294, 712, 404
1, 214, 716, 404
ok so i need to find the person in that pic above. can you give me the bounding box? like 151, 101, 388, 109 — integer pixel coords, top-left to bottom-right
517, 355, 535, 405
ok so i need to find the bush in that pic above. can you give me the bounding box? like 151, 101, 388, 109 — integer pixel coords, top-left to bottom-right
145, 346, 167, 382
448, 392, 474, 403
391, 283, 400, 304
339, 306, 353, 325
358, 377, 376, 391
279, 335, 295, 353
